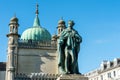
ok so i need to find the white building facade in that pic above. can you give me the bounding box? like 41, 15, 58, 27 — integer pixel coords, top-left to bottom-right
84, 58, 120, 80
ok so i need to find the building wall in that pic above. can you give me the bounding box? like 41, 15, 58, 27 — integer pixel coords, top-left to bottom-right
84, 58, 120, 80
17, 48, 58, 74
0, 71, 5, 80
99, 67, 120, 80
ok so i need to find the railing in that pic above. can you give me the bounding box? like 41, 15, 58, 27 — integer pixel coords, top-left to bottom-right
18, 39, 57, 49
14, 73, 61, 80
14, 73, 30, 80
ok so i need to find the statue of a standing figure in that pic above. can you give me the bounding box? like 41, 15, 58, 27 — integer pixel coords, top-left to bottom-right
58, 20, 82, 74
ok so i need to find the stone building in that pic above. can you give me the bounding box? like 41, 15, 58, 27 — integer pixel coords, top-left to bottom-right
5, 4, 59, 80
4, 4, 88, 80
84, 58, 120, 80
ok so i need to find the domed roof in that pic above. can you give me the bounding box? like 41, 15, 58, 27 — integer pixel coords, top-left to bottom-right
10, 16, 18, 21
10, 16, 19, 24
58, 19, 65, 24
21, 27, 51, 41
21, 5, 51, 41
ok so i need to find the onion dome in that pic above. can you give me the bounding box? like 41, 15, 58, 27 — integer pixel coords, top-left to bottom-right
57, 17, 66, 28
58, 17, 65, 25
10, 17, 18, 22
9, 16, 19, 24
21, 4, 51, 41
58, 19, 65, 24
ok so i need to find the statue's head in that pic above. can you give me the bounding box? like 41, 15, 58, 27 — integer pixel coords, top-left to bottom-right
68, 20, 75, 28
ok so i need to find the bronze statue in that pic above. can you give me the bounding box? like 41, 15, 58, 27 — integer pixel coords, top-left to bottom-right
58, 20, 82, 74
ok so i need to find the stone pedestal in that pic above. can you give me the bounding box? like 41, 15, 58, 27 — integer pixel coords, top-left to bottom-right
57, 74, 88, 80
15, 73, 88, 80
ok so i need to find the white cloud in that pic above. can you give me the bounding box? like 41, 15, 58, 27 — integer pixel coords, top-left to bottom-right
95, 39, 109, 44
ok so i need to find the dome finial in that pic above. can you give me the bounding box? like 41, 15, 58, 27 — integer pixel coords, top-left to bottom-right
35, 3, 39, 15
33, 3, 41, 27
14, 13, 16, 18
61, 17, 63, 20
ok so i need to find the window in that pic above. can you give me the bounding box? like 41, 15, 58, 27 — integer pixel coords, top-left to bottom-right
101, 75, 103, 80
104, 64, 107, 70
113, 71, 116, 77
108, 72, 111, 78
58, 29, 60, 34
118, 60, 120, 64
110, 62, 113, 67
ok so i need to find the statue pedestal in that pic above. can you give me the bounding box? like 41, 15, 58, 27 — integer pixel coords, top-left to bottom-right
57, 74, 88, 80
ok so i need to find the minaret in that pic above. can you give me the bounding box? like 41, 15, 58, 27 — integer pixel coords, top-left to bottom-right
6, 16, 20, 80
57, 17, 66, 38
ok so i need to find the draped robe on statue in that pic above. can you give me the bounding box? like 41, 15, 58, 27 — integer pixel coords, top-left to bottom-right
58, 27, 82, 74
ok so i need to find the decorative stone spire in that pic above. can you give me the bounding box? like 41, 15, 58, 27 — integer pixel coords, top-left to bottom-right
6, 15, 20, 80
33, 3, 41, 27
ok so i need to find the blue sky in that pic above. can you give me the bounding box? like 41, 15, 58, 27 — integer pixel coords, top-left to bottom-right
0, 0, 120, 74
